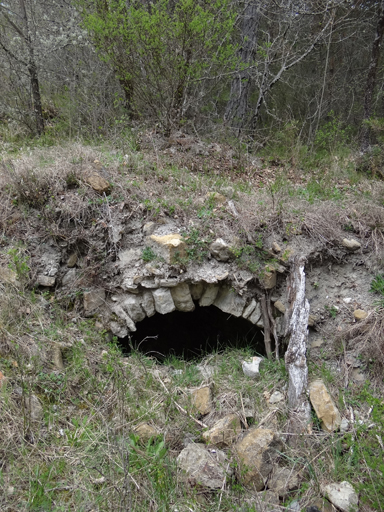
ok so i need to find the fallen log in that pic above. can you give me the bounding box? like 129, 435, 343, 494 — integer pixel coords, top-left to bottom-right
284, 257, 312, 444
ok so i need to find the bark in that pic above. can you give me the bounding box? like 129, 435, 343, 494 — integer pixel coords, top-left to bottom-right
361, 0, 384, 152
224, 1, 259, 133
284, 257, 311, 444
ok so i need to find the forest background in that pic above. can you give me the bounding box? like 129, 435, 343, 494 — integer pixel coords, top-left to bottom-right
1, 0, 384, 162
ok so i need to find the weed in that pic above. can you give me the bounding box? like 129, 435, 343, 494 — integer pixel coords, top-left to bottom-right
370, 274, 384, 307
142, 246, 156, 262
7, 245, 30, 284
325, 305, 338, 319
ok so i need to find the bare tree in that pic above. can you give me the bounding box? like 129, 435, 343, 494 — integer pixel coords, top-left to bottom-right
0, 1, 44, 134
224, 0, 259, 133
361, 0, 384, 151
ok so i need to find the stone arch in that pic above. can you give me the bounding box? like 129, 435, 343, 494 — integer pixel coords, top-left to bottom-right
106, 280, 266, 339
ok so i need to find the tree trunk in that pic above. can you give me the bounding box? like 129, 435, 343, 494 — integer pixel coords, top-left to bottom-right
19, 0, 44, 136
361, 0, 384, 152
284, 257, 312, 445
224, 1, 259, 133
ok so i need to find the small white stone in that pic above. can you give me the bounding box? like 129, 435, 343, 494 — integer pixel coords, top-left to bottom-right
242, 357, 263, 378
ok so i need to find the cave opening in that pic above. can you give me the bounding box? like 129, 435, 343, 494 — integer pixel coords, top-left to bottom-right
118, 303, 266, 361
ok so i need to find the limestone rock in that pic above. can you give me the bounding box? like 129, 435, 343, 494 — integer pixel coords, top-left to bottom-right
171, 283, 195, 312
272, 242, 281, 253
269, 391, 284, 404
52, 346, 64, 370
143, 221, 156, 236
248, 302, 263, 326
62, 269, 77, 286
261, 269, 277, 290
243, 299, 257, 319
311, 339, 324, 349
353, 309, 368, 321
340, 418, 349, 434
322, 482, 358, 512
152, 287, 176, 314
342, 239, 361, 251
0, 266, 18, 284
199, 284, 219, 307
123, 295, 146, 322
274, 300, 286, 314
190, 282, 204, 300
177, 443, 232, 489
84, 289, 105, 316
242, 357, 263, 378
110, 321, 128, 338
202, 414, 241, 447
196, 364, 215, 379
190, 385, 212, 415
309, 380, 341, 432
214, 287, 246, 317
85, 173, 111, 193
37, 274, 55, 287
268, 467, 300, 498
209, 238, 232, 262
233, 428, 283, 489
149, 233, 186, 264
111, 304, 136, 332
24, 394, 43, 422
140, 291, 156, 317
67, 253, 78, 267
133, 423, 159, 443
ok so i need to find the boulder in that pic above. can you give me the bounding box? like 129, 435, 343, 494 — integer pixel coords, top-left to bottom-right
309, 380, 341, 432
177, 443, 232, 489
268, 467, 300, 498
110, 321, 129, 338
52, 346, 64, 370
243, 299, 257, 319
190, 282, 204, 300
202, 414, 241, 447
148, 234, 186, 264
37, 274, 55, 287
66, 253, 78, 267
341, 239, 361, 251
269, 391, 284, 405
171, 283, 195, 312
140, 291, 156, 317
24, 393, 43, 422
152, 288, 176, 315
214, 287, 246, 317
111, 304, 136, 332
353, 309, 368, 321
261, 269, 276, 290
190, 385, 212, 415
85, 173, 111, 193
133, 423, 159, 443
123, 295, 146, 322
322, 481, 358, 512
62, 268, 77, 286
274, 300, 286, 314
233, 428, 283, 489
199, 284, 219, 307
209, 238, 232, 262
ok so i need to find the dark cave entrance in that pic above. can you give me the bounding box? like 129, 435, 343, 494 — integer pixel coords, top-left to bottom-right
118, 303, 266, 361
